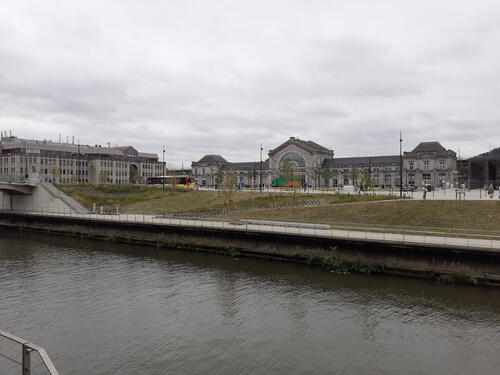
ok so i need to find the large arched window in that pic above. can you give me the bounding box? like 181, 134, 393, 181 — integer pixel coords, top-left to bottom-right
279, 152, 306, 171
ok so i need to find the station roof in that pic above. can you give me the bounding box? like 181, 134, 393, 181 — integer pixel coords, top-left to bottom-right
197, 154, 228, 163
410, 142, 446, 153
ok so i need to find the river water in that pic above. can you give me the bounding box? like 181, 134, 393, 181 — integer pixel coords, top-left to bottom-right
0, 230, 499, 375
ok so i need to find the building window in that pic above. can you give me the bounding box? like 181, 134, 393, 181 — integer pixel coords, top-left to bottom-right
440, 161, 445, 170
424, 161, 429, 170
409, 161, 414, 170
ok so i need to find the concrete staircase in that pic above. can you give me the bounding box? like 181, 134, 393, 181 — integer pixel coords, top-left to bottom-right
39, 178, 89, 214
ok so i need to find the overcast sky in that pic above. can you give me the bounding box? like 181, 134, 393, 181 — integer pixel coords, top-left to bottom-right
1, 1, 499, 167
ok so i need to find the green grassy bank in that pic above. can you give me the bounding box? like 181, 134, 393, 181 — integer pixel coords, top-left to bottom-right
57, 184, 394, 214
57, 184, 500, 232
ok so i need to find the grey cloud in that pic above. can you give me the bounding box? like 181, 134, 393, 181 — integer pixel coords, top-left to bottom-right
1, 1, 500, 164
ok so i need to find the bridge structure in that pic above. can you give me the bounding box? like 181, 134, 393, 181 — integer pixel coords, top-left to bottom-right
0, 174, 88, 213
0, 177, 37, 195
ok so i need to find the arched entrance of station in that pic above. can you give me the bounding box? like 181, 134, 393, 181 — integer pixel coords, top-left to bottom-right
129, 164, 139, 184
276, 152, 307, 187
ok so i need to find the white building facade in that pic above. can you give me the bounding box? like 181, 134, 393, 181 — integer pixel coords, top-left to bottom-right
0, 135, 164, 184
192, 137, 458, 189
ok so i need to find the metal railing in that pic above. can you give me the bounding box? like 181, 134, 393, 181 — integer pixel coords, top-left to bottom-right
38, 178, 88, 214
0, 175, 26, 183
2, 205, 500, 251
0, 330, 59, 375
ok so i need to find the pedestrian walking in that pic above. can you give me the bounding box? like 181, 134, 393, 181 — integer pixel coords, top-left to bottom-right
488, 184, 494, 199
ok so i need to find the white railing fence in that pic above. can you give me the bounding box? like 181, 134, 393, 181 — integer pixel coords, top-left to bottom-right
1, 205, 500, 251
0, 330, 59, 375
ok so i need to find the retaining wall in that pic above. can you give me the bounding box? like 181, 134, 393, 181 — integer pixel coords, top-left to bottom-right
1, 212, 499, 286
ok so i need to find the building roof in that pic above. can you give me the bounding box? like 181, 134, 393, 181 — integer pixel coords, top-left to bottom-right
305, 140, 331, 152
197, 154, 228, 163
323, 155, 399, 167
269, 137, 332, 156
472, 146, 500, 160
109, 146, 139, 156
410, 142, 446, 153
0, 135, 159, 160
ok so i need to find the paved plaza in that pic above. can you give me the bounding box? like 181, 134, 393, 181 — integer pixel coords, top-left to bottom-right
200, 186, 500, 201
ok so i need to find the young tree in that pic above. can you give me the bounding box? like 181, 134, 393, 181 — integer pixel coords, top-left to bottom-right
222, 171, 238, 216
321, 167, 333, 193
99, 171, 108, 184
280, 160, 297, 213
49, 166, 60, 184
361, 170, 374, 194
313, 167, 321, 190
347, 167, 360, 193
215, 170, 224, 197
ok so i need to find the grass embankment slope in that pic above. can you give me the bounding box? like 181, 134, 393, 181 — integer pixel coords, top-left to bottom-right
233, 200, 500, 232
58, 184, 392, 213
58, 184, 500, 232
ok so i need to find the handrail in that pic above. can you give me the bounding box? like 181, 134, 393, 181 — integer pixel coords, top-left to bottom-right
39, 177, 88, 214
2, 207, 500, 249
0, 329, 60, 375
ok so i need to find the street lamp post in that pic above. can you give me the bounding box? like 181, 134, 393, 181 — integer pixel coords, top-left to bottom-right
77, 143, 80, 184
162, 145, 165, 191
260, 143, 263, 192
400, 132, 403, 198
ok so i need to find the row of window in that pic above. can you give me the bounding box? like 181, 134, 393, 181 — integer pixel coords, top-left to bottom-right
408, 160, 446, 170
100, 161, 128, 168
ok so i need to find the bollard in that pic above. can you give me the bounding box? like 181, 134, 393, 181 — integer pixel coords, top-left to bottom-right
22, 345, 31, 375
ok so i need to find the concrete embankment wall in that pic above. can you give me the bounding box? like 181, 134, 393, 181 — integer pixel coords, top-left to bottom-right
1, 212, 499, 286
0, 188, 72, 213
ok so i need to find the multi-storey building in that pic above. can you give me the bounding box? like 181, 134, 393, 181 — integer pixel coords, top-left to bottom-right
468, 147, 500, 189
403, 142, 457, 187
192, 137, 458, 189
0, 135, 164, 184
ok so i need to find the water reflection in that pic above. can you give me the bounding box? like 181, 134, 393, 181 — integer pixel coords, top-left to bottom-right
0, 230, 499, 375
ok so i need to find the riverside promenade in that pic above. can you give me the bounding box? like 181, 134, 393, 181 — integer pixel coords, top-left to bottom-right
3, 208, 500, 252
200, 186, 500, 201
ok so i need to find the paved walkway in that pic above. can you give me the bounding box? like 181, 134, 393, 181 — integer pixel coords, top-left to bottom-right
9, 210, 500, 252
198, 187, 500, 201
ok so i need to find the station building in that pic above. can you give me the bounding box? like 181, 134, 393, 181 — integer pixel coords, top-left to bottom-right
0, 134, 164, 184
192, 137, 458, 189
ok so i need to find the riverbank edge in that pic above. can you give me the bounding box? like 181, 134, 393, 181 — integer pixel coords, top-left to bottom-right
1, 212, 499, 287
